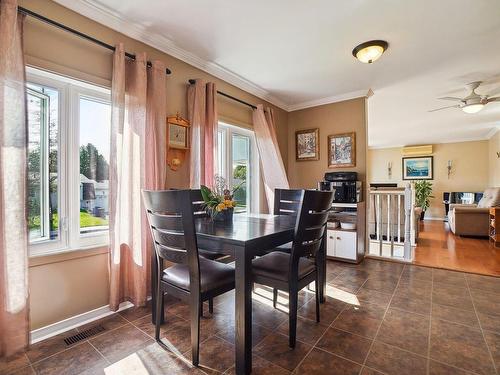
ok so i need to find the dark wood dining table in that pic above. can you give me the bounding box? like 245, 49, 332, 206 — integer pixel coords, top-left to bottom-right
151, 213, 327, 375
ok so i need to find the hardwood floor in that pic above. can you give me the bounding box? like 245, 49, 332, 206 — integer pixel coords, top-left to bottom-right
413, 220, 500, 276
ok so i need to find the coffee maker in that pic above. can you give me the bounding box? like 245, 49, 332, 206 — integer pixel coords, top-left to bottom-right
318, 172, 362, 203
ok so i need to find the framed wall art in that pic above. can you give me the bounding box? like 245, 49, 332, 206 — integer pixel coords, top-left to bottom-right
295, 128, 319, 161
328, 132, 356, 168
402, 156, 433, 180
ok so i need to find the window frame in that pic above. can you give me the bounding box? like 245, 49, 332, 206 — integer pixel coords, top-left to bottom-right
217, 122, 260, 214
27, 67, 111, 257
27, 87, 51, 243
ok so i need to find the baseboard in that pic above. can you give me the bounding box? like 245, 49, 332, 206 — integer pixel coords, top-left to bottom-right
30, 301, 134, 344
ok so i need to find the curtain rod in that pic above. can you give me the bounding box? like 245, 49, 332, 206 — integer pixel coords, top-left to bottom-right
18, 6, 172, 75
188, 79, 258, 110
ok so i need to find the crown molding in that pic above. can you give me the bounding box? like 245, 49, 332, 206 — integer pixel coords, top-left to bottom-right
287, 89, 371, 112
52, 0, 290, 110
51, 0, 374, 113
368, 129, 500, 149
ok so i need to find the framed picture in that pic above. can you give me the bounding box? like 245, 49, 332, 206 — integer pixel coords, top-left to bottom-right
168, 120, 189, 149
295, 128, 319, 161
328, 132, 356, 168
402, 156, 434, 180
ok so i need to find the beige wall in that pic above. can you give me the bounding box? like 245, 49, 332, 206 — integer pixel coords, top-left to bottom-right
20, 0, 288, 330
489, 130, 500, 187
367, 140, 491, 219
287, 98, 368, 190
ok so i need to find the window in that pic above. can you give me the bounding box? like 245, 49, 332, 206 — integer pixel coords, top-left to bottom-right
217, 123, 259, 213
79, 97, 111, 235
27, 67, 110, 256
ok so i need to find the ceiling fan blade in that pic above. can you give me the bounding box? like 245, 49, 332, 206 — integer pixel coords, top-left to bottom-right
485, 86, 500, 97
487, 96, 500, 102
428, 105, 460, 112
438, 96, 463, 101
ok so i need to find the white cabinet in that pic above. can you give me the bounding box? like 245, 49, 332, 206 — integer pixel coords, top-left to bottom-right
326, 229, 357, 261
327, 231, 336, 257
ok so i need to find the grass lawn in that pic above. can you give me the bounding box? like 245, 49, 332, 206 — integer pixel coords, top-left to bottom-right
29, 211, 108, 230
80, 211, 108, 227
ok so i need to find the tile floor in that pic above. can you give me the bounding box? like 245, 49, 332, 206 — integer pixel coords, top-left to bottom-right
2, 258, 500, 375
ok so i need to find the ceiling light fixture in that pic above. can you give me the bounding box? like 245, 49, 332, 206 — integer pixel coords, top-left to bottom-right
461, 103, 484, 114
352, 40, 388, 64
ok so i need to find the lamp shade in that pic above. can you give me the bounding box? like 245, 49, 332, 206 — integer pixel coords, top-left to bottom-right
352, 40, 388, 64
461, 104, 484, 114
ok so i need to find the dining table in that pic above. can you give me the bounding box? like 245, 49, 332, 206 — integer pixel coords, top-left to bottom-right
151, 213, 327, 375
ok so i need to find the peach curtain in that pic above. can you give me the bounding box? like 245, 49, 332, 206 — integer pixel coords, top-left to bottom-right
109, 44, 167, 310
253, 105, 289, 211
188, 80, 217, 188
0, 0, 29, 357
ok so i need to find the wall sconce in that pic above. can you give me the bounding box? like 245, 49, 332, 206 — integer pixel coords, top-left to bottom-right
388, 161, 392, 179
447, 160, 453, 179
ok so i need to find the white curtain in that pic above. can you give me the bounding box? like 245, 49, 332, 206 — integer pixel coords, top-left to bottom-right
253, 104, 289, 211
0, 0, 29, 357
108, 44, 167, 310
187, 80, 218, 188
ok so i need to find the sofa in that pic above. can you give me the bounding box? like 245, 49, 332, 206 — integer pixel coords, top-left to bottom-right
448, 187, 500, 236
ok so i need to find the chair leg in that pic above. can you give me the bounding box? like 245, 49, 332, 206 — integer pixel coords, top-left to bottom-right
289, 287, 298, 348
209, 298, 214, 314
199, 303, 204, 318
315, 277, 320, 323
273, 288, 278, 308
154, 260, 163, 341
191, 297, 201, 367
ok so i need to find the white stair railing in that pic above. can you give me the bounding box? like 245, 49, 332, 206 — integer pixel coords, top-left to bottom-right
368, 184, 415, 261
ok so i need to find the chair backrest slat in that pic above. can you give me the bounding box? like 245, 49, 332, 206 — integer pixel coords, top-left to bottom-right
148, 213, 184, 232
152, 228, 186, 249
155, 242, 188, 264
300, 225, 326, 243
143, 190, 200, 274
290, 190, 334, 269
191, 189, 210, 218
274, 189, 304, 217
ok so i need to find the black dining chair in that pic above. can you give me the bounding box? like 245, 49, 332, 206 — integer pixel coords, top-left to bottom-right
252, 189, 334, 348
191, 189, 229, 265
270, 188, 304, 254
143, 189, 235, 366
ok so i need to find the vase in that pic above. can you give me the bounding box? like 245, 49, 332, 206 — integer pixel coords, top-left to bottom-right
214, 208, 234, 222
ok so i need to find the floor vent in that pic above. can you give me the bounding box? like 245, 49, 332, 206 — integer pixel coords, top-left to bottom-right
64, 325, 105, 346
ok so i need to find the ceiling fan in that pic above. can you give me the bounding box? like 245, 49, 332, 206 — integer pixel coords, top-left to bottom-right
429, 81, 500, 114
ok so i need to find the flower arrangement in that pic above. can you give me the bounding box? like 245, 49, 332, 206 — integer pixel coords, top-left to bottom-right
200, 175, 242, 220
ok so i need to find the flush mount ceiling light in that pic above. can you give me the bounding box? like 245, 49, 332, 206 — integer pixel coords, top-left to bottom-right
352, 40, 388, 64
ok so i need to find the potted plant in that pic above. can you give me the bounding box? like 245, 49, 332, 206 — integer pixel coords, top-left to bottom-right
200, 175, 242, 222
414, 180, 434, 220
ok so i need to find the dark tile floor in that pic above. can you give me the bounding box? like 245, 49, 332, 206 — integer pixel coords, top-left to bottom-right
2, 258, 500, 375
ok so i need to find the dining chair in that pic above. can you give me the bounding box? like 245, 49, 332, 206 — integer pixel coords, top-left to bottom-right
191, 189, 229, 266
252, 189, 334, 348
143, 189, 235, 366
270, 188, 304, 254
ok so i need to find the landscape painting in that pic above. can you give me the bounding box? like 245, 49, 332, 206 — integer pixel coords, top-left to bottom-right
328, 132, 356, 168
295, 128, 319, 161
402, 156, 433, 180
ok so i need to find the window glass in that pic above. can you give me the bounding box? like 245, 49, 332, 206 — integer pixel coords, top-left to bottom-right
79, 97, 111, 235
232, 134, 250, 212
27, 85, 59, 242
217, 123, 258, 214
